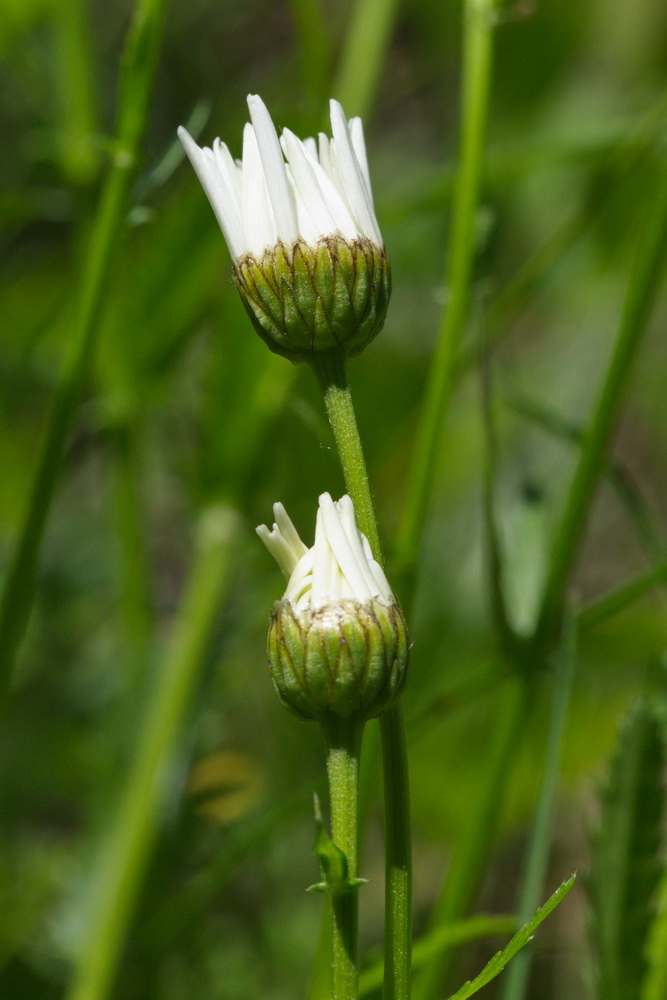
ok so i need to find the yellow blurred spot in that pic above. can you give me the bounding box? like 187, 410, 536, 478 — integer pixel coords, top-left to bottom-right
187, 750, 264, 826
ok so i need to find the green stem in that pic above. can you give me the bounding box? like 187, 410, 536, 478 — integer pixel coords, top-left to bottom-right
110, 421, 153, 672
309, 351, 382, 561
381, 705, 412, 1000
535, 157, 667, 649
288, 0, 332, 121
498, 624, 577, 1000
0, 0, 166, 695
414, 676, 527, 999
332, 0, 401, 120
323, 718, 364, 1000
65, 505, 239, 1000
394, 0, 496, 596
578, 560, 667, 631
309, 350, 412, 1000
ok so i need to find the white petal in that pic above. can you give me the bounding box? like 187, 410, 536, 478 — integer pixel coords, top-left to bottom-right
285, 166, 324, 245
319, 494, 374, 602
349, 117, 374, 204
329, 101, 382, 245
247, 94, 298, 247
213, 138, 243, 207
256, 502, 308, 580
360, 533, 393, 602
241, 122, 278, 256
282, 129, 337, 238
335, 495, 385, 598
298, 138, 359, 240
311, 502, 333, 604
274, 502, 308, 560
178, 126, 244, 260
317, 133, 334, 180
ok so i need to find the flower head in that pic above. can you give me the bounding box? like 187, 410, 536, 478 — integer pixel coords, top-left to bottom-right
178, 97, 391, 362
257, 494, 408, 722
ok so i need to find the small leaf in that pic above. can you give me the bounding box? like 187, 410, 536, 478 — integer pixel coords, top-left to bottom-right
445, 874, 576, 1000
308, 794, 367, 897
358, 915, 518, 997
589, 701, 666, 1000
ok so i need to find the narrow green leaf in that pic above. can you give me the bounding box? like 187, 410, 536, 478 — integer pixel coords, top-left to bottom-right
643, 850, 667, 1000
589, 702, 666, 1000
358, 915, 517, 997
445, 875, 576, 1000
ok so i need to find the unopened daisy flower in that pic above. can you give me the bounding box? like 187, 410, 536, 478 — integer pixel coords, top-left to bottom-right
257, 493, 408, 723
178, 96, 391, 362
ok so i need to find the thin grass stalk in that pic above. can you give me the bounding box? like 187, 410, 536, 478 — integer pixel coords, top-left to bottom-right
65, 505, 239, 1000
53, 0, 100, 184
110, 421, 153, 672
498, 622, 577, 1000
413, 676, 528, 1000
578, 562, 667, 631
0, 0, 166, 695
288, 0, 332, 120
535, 156, 667, 649
332, 0, 401, 119
394, 0, 496, 600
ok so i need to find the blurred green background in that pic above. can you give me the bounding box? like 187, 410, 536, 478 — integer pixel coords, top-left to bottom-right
2, 0, 667, 997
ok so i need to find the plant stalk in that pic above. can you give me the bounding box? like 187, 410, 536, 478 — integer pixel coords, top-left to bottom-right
414, 675, 528, 999
499, 623, 577, 1000
0, 0, 166, 694
323, 718, 364, 1000
65, 505, 239, 1000
309, 350, 412, 1000
535, 156, 667, 649
394, 0, 496, 598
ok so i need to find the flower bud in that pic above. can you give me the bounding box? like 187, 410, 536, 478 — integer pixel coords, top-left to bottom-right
268, 596, 407, 722
178, 95, 390, 363
233, 235, 390, 361
257, 494, 409, 724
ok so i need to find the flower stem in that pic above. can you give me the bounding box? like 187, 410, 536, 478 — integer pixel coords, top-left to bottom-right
0, 0, 166, 696
65, 505, 239, 1000
309, 350, 382, 561
309, 349, 412, 1000
413, 675, 527, 999
534, 155, 667, 649
498, 624, 577, 1000
322, 718, 364, 1000
394, 0, 496, 598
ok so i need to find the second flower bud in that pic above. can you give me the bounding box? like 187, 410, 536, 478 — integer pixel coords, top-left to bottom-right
257, 494, 409, 724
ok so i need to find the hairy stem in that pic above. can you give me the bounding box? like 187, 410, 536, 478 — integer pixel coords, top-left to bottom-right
323, 718, 364, 1000
309, 349, 412, 1000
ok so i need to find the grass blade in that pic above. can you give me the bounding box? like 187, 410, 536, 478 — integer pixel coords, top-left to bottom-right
498, 620, 577, 1000
358, 915, 517, 997
394, 0, 497, 601
65, 505, 240, 1000
534, 155, 667, 649
589, 701, 665, 1000
0, 0, 166, 693
446, 875, 576, 1000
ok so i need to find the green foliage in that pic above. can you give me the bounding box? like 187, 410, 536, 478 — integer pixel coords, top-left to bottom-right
447, 876, 576, 1000
2, 0, 667, 996
589, 702, 666, 1000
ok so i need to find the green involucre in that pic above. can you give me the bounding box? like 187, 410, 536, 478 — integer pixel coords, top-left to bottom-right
233, 234, 391, 361
267, 597, 408, 722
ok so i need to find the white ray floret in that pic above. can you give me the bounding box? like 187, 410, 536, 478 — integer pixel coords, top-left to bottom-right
257, 493, 393, 613
178, 95, 383, 260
